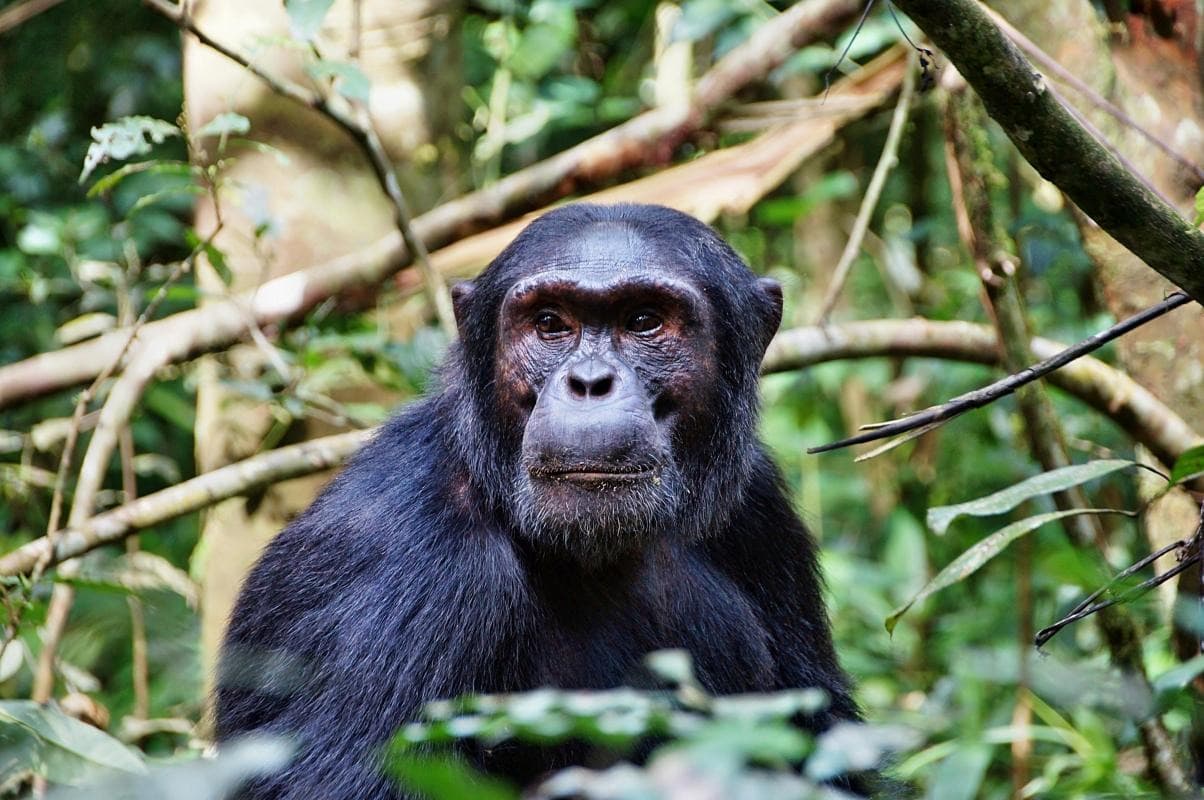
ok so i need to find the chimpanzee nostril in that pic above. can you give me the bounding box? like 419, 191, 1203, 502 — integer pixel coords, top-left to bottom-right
566, 359, 617, 400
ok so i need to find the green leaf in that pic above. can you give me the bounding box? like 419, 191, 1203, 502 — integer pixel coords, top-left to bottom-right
926, 743, 992, 800
509, 1, 576, 80
806, 722, 918, 781
285, 0, 335, 41
1153, 654, 1204, 698
85, 160, 195, 198
926, 459, 1134, 535
306, 60, 371, 104
674, 0, 744, 43
887, 509, 1124, 634
80, 116, 181, 183
1170, 444, 1204, 486
1195, 184, 1204, 226
0, 700, 145, 784
387, 752, 517, 800
128, 183, 204, 215
196, 111, 251, 139
204, 241, 233, 286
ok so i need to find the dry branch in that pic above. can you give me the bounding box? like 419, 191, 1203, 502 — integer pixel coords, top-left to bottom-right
6, 317, 1197, 577
807, 292, 1194, 456
0, 0, 861, 410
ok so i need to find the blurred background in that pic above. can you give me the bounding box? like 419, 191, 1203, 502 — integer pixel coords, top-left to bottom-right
1, 0, 1203, 797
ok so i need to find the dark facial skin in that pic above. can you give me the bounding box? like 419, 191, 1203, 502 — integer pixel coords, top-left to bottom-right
491, 225, 719, 560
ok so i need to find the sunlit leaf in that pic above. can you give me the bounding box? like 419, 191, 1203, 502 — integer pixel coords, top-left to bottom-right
926, 743, 991, 800
806, 722, 918, 781
128, 183, 204, 214
55, 312, 116, 345
196, 111, 251, 139
204, 241, 233, 286
307, 60, 371, 104
926, 459, 1134, 535
80, 116, 181, 183
645, 649, 695, 686
1153, 654, 1204, 698
49, 736, 292, 799
85, 160, 195, 198
887, 509, 1125, 634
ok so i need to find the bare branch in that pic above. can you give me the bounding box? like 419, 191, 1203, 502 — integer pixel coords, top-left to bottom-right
807, 292, 1194, 455
0, 0, 863, 410
816, 52, 917, 323
982, 5, 1204, 184
6, 316, 1199, 577
141, 0, 454, 334
0, 0, 67, 35
0, 431, 371, 577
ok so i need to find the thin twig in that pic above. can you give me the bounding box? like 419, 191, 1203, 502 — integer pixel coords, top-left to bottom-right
1035, 526, 1203, 648
119, 427, 150, 720
816, 52, 916, 324
808, 292, 1195, 454
141, 0, 455, 335
31, 244, 201, 705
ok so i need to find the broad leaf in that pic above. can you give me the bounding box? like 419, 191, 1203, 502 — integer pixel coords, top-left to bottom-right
887, 509, 1123, 634
1153, 654, 1204, 699
1170, 444, 1204, 486
0, 700, 144, 784
926, 459, 1134, 535
388, 753, 518, 800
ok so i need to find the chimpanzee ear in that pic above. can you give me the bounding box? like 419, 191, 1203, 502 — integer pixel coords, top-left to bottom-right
755, 277, 783, 347
451, 281, 475, 333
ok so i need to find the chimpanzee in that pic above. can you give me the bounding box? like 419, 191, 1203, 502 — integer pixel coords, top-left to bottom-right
215, 203, 859, 798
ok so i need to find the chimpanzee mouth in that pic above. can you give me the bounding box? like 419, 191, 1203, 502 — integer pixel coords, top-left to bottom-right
530, 465, 658, 484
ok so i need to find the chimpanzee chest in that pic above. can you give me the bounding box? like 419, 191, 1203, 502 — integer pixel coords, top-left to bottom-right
520, 546, 779, 695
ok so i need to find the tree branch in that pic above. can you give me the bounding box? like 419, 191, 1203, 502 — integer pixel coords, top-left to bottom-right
6, 317, 1197, 577
0, 0, 862, 410
806, 292, 1193, 455
890, 0, 1204, 304
141, 0, 455, 334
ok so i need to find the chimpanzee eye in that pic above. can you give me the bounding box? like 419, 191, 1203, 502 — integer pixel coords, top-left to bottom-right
626, 310, 662, 334
534, 310, 571, 338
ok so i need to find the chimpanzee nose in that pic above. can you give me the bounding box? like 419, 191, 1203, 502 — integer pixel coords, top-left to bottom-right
566, 359, 616, 400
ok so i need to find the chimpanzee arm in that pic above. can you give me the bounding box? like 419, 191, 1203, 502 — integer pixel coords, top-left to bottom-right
216, 407, 531, 800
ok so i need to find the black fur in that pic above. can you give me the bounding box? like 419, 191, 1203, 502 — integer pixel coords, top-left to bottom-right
215, 203, 858, 798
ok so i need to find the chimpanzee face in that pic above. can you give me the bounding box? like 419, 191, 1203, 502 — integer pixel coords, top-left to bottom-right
451, 205, 783, 564
492, 224, 716, 560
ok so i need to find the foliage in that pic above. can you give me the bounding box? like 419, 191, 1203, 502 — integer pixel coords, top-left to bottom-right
0, 0, 1198, 798
387, 651, 914, 798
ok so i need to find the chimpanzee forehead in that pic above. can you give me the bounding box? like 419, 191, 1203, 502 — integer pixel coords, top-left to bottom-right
523, 221, 692, 279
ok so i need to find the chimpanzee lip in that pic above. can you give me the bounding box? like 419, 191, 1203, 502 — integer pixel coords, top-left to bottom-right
532, 465, 656, 482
